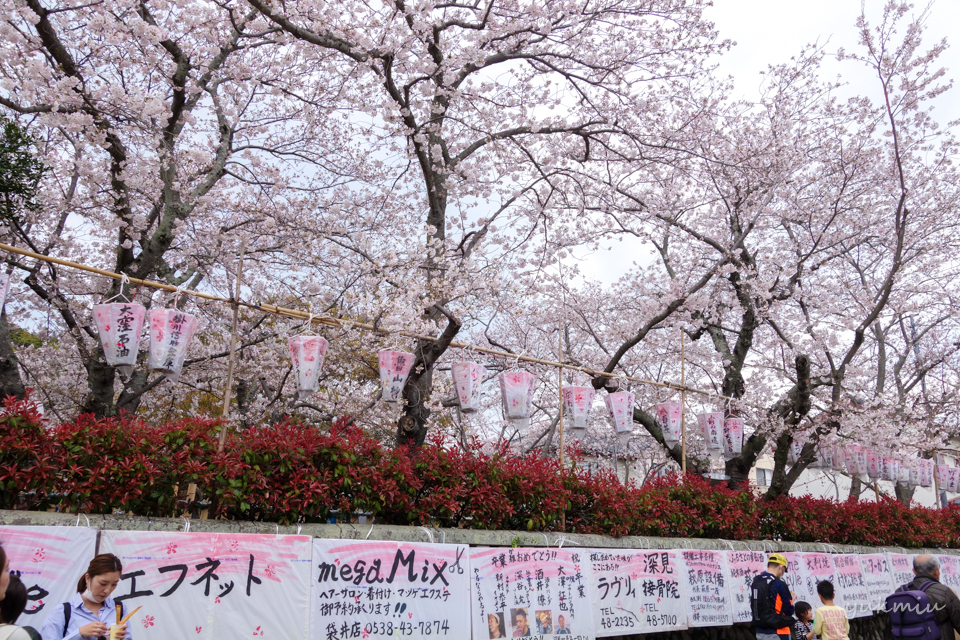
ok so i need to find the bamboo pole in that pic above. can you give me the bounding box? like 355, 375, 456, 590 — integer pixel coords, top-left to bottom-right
218, 240, 246, 453
681, 328, 687, 475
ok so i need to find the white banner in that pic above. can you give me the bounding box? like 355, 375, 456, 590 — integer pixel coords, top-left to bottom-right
938, 555, 960, 592
887, 553, 915, 588
725, 550, 767, 624
101, 530, 312, 639
311, 539, 469, 640
832, 555, 871, 618
588, 549, 686, 637
797, 553, 835, 610
0, 526, 96, 631
678, 550, 732, 628
859, 554, 893, 614
470, 547, 594, 640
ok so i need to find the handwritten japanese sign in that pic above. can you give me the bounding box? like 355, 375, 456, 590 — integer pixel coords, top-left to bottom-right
831, 555, 870, 618
725, 550, 767, 623
937, 556, 960, 592
859, 554, 894, 615
798, 553, 835, 610
588, 549, 686, 637
101, 530, 312, 639
777, 552, 805, 605
471, 547, 594, 640
886, 553, 915, 589
311, 539, 469, 640
679, 550, 732, 627
0, 526, 96, 631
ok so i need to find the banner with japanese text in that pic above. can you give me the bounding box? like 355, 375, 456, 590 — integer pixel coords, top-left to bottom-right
100, 530, 312, 639
678, 550, 732, 628
0, 526, 96, 631
725, 550, 766, 624
859, 554, 894, 615
797, 553, 835, 609
588, 549, 686, 637
937, 555, 960, 592
887, 553, 915, 588
311, 539, 469, 640
471, 547, 594, 640
832, 555, 871, 618
777, 552, 806, 606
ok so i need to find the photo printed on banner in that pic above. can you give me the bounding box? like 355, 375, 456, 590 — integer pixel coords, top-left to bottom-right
679, 550, 732, 628
471, 547, 594, 640
101, 530, 312, 639
887, 553, 915, 589
859, 554, 894, 615
311, 539, 469, 640
0, 526, 97, 632
725, 551, 767, 624
832, 555, 871, 618
589, 549, 686, 637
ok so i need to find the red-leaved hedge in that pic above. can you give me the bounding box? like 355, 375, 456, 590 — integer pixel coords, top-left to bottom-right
1, 395, 959, 547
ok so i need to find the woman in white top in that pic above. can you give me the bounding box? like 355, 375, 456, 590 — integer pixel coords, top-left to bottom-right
0, 574, 39, 640
39, 554, 129, 640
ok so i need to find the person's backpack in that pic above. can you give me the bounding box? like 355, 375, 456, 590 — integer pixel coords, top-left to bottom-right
751, 573, 794, 630
886, 581, 942, 640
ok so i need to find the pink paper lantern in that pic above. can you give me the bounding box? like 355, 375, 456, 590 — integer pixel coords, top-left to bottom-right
942, 465, 960, 493
499, 371, 537, 430
881, 456, 901, 482
378, 350, 415, 406
562, 386, 596, 433
722, 417, 744, 460
919, 459, 934, 487
697, 412, 724, 453
864, 448, 881, 479
816, 440, 835, 470
451, 361, 485, 413
898, 460, 912, 485
604, 391, 635, 439
288, 336, 329, 400
655, 402, 683, 448
93, 302, 146, 378
906, 460, 920, 487
147, 308, 198, 384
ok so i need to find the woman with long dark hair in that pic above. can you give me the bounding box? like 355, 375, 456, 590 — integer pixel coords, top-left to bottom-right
39, 554, 130, 640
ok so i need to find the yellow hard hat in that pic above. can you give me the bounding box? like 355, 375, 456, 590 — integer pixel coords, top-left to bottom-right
768, 553, 788, 571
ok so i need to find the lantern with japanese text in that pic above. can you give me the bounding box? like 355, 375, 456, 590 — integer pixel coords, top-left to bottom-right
451, 361, 485, 413
562, 386, 596, 436
881, 456, 901, 482
941, 464, 960, 493
147, 308, 198, 384
655, 402, 683, 448
864, 448, 881, 479
722, 416, 744, 460
604, 391, 634, 442
378, 350, 415, 406
499, 371, 537, 431
899, 460, 913, 486
93, 302, 146, 378
843, 444, 868, 477
906, 460, 920, 487
816, 440, 835, 470
919, 459, 934, 487
697, 412, 724, 453
288, 335, 329, 400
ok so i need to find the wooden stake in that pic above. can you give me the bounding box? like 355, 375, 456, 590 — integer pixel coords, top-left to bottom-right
218, 239, 246, 453
681, 328, 687, 475
933, 454, 943, 509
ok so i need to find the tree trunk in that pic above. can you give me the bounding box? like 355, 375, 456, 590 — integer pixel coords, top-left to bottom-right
894, 481, 915, 505
848, 475, 863, 502
0, 310, 25, 400
81, 356, 117, 416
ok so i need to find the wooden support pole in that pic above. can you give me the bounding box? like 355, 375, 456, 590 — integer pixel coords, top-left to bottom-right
218, 239, 246, 453
681, 328, 687, 475
558, 325, 565, 532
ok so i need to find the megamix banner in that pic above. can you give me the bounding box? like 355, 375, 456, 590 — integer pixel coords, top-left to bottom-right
0, 525, 944, 639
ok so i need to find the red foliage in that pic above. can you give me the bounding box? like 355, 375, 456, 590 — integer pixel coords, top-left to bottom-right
1, 404, 959, 547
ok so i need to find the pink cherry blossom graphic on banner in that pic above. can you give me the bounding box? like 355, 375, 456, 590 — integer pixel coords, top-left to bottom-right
562, 385, 595, 434
288, 336, 329, 400
378, 350, 415, 406
864, 448, 881, 479
93, 302, 146, 378
721, 417, 743, 460
697, 412, 724, 453
919, 458, 934, 487
603, 391, 634, 439
450, 361, 485, 413
147, 309, 198, 384
655, 402, 683, 448
499, 371, 536, 431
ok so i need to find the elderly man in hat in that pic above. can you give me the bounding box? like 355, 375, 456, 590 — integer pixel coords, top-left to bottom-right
752, 553, 797, 640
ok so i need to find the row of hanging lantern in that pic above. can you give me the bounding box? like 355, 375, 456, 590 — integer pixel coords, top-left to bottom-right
94, 302, 198, 383
783, 437, 941, 489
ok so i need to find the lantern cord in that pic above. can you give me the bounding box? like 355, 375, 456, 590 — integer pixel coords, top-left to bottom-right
0, 241, 741, 402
